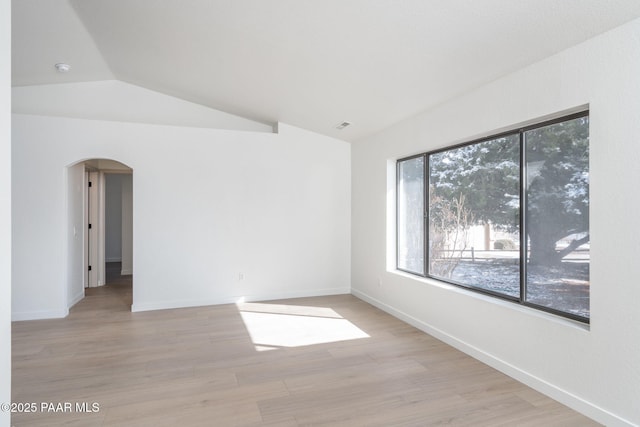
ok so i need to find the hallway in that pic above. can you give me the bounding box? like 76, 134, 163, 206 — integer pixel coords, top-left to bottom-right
81, 262, 133, 314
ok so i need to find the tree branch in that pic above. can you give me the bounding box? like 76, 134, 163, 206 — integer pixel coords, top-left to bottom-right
557, 234, 590, 259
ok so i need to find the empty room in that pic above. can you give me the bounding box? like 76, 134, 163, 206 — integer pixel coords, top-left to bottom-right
3, 1, 640, 426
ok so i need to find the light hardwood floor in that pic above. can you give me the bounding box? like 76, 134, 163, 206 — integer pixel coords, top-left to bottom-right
12, 272, 599, 426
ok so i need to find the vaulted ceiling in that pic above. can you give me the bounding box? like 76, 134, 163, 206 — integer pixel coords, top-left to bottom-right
12, 0, 640, 141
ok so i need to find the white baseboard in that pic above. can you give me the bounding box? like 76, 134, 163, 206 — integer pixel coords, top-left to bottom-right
12, 308, 69, 321
120, 268, 132, 275
68, 291, 84, 308
132, 287, 350, 313
351, 289, 634, 427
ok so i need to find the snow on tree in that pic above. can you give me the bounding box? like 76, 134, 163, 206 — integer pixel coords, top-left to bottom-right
429, 116, 589, 267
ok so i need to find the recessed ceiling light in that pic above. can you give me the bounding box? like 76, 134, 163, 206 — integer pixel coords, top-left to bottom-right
55, 63, 71, 73
335, 121, 351, 130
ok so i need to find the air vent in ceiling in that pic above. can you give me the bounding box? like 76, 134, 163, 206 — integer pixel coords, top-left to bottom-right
335, 121, 351, 130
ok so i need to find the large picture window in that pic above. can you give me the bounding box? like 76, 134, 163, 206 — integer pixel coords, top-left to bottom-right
397, 112, 590, 322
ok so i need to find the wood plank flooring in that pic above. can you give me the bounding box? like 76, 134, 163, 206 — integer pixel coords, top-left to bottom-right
12, 271, 599, 426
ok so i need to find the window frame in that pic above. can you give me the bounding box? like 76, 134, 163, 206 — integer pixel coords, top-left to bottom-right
396, 110, 590, 324
396, 152, 428, 276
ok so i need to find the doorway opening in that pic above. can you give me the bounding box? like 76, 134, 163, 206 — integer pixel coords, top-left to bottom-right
85, 160, 133, 288
67, 158, 133, 312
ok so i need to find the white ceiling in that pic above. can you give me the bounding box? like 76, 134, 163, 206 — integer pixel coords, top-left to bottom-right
12, 0, 640, 141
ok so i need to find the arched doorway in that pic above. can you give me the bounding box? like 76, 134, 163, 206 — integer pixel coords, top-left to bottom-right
67, 158, 133, 311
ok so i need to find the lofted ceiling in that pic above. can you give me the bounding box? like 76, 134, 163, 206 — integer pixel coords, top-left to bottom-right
12, 0, 640, 141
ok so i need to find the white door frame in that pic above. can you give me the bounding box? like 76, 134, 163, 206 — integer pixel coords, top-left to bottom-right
85, 170, 105, 287
97, 171, 106, 286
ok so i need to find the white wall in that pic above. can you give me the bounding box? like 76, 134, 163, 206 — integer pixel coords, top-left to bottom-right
105, 174, 123, 262
1, 0, 11, 424
12, 114, 351, 318
352, 18, 640, 426
121, 174, 133, 276
12, 80, 273, 133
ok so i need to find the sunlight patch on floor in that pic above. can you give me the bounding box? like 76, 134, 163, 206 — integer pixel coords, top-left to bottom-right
236, 302, 369, 351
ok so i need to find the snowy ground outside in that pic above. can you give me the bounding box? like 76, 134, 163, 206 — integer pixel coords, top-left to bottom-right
447, 260, 589, 318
